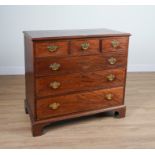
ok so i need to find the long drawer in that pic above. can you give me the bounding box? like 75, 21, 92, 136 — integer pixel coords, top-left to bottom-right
36, 87, 124, 120
35, 52, 127, 77
35, 68, 125, 98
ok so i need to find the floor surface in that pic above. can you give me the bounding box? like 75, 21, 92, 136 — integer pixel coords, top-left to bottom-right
0, 72, 155, 148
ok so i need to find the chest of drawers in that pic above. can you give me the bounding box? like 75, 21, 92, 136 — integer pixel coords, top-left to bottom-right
24, 28, 130, 136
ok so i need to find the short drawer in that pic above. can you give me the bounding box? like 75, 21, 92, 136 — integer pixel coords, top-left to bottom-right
36, 87, 124, 120
102, 37, 129, 52
35, 53, 127, 77
35, 68, 125, 98
70, 39, 100, 56
34, 40, 68, 57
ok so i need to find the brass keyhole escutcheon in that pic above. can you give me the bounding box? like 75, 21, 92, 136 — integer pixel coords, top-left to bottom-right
49, 102, 60, 110
107, 74, 115, 81
47, 45, 58, 52
108, 57, 117, 65
81, 42, 90, 50
111, 40, 120, 48
49, 81, 61, 89
105, 93, 113, 100
49, 63, 61, 71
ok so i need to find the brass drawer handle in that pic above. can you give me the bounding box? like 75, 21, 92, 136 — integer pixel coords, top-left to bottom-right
47, 45, 58, 52
108, 57, 117, 65
49, 102, 60, 110
107, 74, 115, 81
49, 81, 61, 89
81, 42, 89, 50
111, 40, 120, 48
49, 63, 61, 71
105, 93, 113, 100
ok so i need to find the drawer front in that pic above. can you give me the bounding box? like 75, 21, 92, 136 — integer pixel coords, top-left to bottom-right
36, 87, 124, 120
70, 39, 99, 56
35, 53, 127, 77
102, 37, 129, 52
34, 40, 68, 57
36, 68, 125, 98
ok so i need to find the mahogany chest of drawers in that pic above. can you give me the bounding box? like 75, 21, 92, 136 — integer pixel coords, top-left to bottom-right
23, 29, 130, 136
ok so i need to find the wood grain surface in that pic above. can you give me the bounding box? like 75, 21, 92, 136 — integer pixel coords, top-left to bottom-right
34, 40, 68, 58
24, 35, 35, 118
35, 68, 125, 98
0, 73, 155, 148
36, 87, 124, 120
35, 53, 127, 77
102, 36, 129, 52
70, 39, 100, 56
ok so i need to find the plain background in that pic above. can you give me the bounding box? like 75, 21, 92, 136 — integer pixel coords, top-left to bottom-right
0, 5, 155, 74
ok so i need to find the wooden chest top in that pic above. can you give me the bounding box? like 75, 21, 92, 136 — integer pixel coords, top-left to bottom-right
23, 28, 130, 40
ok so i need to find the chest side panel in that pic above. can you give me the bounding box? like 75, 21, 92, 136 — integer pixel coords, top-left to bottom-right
24, 35, 36, 119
